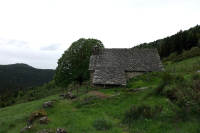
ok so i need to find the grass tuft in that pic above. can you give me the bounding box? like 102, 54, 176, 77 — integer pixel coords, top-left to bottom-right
92, 117, 116, 131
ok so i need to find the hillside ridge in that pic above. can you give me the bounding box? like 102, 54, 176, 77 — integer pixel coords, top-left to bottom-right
0, 63, 55, 92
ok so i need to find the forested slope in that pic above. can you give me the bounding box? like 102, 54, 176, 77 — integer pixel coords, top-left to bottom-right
134, 24, 200, 59
0, 63, 55, 92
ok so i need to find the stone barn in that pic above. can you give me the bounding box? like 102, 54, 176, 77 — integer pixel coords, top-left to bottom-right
89, 46, 164, 88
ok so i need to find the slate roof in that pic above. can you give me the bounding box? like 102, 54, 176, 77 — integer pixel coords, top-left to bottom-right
89, 48, 164, 85
93, 68, 127, 85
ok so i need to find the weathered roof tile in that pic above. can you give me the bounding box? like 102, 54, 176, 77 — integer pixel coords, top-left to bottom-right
89, 48, 164, 85
89, 48, 164, 71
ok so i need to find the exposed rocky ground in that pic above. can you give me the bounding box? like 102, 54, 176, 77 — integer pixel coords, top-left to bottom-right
20, 101, 67, 133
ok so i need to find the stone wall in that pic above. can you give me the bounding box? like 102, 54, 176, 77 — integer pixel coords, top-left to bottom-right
93, 84, 124, 89
90, 70, 95, 85
125, 71, 145, 80
90, 70, 145, 88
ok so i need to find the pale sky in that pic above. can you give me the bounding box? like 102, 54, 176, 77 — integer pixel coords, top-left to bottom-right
0, 0, 199, 69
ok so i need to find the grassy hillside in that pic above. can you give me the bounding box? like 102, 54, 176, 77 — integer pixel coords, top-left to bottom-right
0, 63, 55, 92
0, 57, 200, 133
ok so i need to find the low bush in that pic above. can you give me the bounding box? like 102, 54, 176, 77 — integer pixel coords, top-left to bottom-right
29, 97, 35, 101
92, 117, 116, 131
150, 73, 185, 96
160, 72, 174, 84
191, 72, 200, 80
168, 79, 200, 121
123, 104, 163, 123
150, 81, 166, 95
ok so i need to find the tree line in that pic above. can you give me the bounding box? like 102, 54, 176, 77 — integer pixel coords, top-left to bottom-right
134, 25, 200, 59
0, 63, 55, 93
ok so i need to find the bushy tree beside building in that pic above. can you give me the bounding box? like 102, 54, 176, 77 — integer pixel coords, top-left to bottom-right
54, 38, 104, 87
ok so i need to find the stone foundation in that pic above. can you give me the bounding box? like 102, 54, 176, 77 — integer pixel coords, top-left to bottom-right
90, 70, 95, 85
90, 70, 145, 87
93, 84, 125, 89
125, 71, 145, 80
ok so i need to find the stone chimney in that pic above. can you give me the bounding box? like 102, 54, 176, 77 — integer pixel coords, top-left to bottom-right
92, 45, 99, 55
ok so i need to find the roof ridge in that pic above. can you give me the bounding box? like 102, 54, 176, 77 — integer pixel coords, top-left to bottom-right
100, 48, 157, 50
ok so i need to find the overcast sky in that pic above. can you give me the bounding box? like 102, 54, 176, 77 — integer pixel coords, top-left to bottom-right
0, 0, 199, 69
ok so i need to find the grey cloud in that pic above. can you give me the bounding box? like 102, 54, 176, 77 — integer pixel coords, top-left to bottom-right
0, 37, 29, 47
41, 43, 62, 51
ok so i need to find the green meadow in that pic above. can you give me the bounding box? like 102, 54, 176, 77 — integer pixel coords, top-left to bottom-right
0, 56, 200, 133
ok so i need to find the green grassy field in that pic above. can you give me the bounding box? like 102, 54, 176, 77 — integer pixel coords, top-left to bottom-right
0, 56, 200, 133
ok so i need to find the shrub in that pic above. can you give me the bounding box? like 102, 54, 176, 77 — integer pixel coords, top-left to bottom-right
29, 97, 35, 101
150, 73, 185, 96
11, 99, 15, 104
162, 47, 200, 63
168, 79, 200, 121
191, 73, 200, 80
6, 101, 11, 106
9, 123, 16, 128
174, 74, 185, 82
123, 104, 163, 123
0, 101, 5, 108
92, 117, 116, 131
164, 88, 177, 101
149, 81, 166, 96
161, 72, 174, 84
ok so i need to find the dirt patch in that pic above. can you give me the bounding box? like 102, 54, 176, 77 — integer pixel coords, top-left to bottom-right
88, 91, 108, 99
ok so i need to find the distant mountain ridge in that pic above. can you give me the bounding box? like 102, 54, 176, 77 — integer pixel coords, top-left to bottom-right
0, 63, 55, 92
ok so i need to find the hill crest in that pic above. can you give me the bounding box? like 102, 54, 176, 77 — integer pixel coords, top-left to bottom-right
0, 63, 55, 92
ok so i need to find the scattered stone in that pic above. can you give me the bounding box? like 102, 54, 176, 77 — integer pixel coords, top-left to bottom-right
36, 129, 55, 133
37, 129, 56, 133
109, 93, 120, 98
197, 70, 200, 73
59, 92, 72, 98
91, 103, 96, 106
38, 116, 50, 124
20, 125, 33, 133
59, 92, 78, 99
43, 101, 53, 108
27, 109, 47, 125
71, 95, 78, 99
56, 128, 68, 133
66, 92, 73, 97
128, 87, 149, 92
37, 128, 67, 133
133, 87, 149, 92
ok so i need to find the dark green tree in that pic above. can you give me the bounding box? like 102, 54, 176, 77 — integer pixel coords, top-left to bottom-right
54, 38, 104, 87
197, 39, 200, 48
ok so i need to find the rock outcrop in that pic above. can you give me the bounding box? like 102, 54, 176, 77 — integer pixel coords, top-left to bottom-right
38, 116, 51, 124
36, 129, 55, 133
36, 128, 68, 133
20, 125, 33, 133
27, 109, 47, 125
56, 128, 68, 133
43, 101, 53, 108
60, 92, 78, 99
